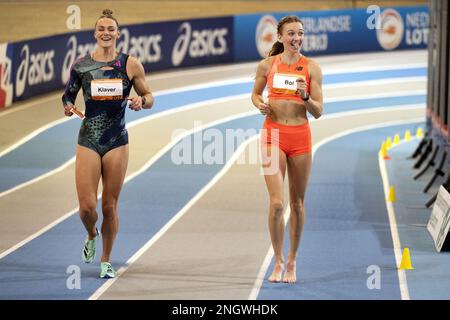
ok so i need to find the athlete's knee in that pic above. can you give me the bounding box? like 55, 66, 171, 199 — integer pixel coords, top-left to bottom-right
79, 199, 97, 217
102, 200, 118, 218
270, 200, 284, 217
290, 199, 305, 215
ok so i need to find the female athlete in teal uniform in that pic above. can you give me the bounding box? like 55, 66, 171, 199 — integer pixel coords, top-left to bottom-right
62, 9, 154, 278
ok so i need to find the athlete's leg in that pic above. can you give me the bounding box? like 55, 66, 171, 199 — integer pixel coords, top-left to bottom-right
100, 144, 129, 263
263, 145, 288, 282
283, 152, 312, 283
76, 145, 102, 240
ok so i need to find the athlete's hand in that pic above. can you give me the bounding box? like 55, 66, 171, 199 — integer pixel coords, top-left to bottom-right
258, 102, 271, 116
64, 105, 85, 119
63, 105, 74, 117
127, 96, 143, 111
296, 77, 308, 99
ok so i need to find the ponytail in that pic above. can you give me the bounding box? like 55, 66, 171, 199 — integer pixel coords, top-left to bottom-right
268, 41, 284, 57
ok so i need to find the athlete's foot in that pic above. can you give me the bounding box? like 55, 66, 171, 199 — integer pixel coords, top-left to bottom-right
282, 260, 296, 283
82, 227, 98, 264
268, 262, 284, 283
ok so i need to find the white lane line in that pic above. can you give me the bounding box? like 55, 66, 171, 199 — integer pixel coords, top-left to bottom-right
0, 63, 252, 117
0, 110, 258, 260
0, 157, 76, 200
89, 134, 260, 300
0, 94, 251, 199
325, 77, 426, 89
324, 90, 426, 102
0, 73, 426, 158
152, 77, 253, 96
249, 205, 291, 300
0, 104, 424, 297
320, 104, 425, 119
0, 92, 425, 198
0, 95, 60, 117
147, 62, 257, 79
0, 117, 72, 159
0, 206, 80, 261
378, 138, 418, 300
168, 77, 426, 92
0, 62, 426, 116
324, 63, 427, 74
0, 79, 253, 156
0, 105, 426, 261
248, 117, 424, 300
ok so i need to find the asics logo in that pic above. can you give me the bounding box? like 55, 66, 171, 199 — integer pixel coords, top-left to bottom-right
171, 22, 228, 67
16, 44, 55, 97
117, 28, 162, 64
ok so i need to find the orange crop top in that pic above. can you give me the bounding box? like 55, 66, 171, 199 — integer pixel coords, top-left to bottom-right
267, 54, 310, 102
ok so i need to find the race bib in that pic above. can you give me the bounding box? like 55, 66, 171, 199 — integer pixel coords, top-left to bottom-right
91, 78, 123, 100
272, 73, 304, 95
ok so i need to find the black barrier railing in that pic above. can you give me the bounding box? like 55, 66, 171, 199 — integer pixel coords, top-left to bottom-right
413, 139, 433, 169
414, 144, 439, 179
409, 130, 430, 159
423, 0, 450, 209
423, 150, 448, 193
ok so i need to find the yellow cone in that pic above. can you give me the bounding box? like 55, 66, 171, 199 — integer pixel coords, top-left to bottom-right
404, 130, 411, 141
380, 142, 385, 155
393, 134, 400, 145
399, 247, 414, 270
386, 137, 393, 149
388, 186, 396, 202
416, 127, 424, 138
380, 142, 391, 160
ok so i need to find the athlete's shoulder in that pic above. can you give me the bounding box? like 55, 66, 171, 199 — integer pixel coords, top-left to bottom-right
78, 54, 92, 64
126, 55, 145, 70
306, 57, 321, 68
306, 58, 323, 80
125, 54, 140, 65
71, 54, 91, 72
258, 55, 276, 73
125, 55, 146, 79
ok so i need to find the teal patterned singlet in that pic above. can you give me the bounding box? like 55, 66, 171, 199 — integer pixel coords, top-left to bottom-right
62, 52, 132, 157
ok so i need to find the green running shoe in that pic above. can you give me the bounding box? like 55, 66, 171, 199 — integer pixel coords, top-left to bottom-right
100, 262, 117, 279
82, 228, 98, 264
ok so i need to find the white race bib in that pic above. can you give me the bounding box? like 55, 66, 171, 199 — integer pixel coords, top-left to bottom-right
272, 73, 304, 95
91, 78, 123, 100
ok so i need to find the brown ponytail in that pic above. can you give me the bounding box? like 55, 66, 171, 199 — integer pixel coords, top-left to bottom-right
268, 15, 304, 57
95, 9, 120, 29
268, 42, 284, 57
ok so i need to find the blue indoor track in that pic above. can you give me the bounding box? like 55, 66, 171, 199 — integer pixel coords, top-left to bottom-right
2, 52, 447, 300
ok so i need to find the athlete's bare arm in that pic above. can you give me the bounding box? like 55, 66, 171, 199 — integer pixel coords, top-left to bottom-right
252, 58, 272, 115
127, 56, 154, 110
303, 59, 323, 119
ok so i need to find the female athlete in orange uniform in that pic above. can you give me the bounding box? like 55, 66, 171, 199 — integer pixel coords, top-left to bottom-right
252, 15, 323, 283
